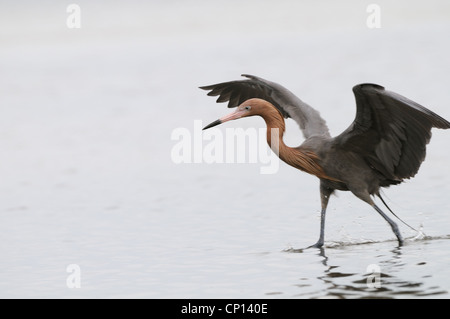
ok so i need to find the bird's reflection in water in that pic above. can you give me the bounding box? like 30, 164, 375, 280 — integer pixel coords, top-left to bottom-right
288, 245, 447, 299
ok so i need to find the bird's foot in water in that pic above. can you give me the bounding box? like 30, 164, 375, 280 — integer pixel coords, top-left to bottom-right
307, 241, 324, 249
284, 241, 324, 253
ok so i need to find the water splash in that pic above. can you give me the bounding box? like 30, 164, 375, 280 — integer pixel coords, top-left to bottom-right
284, 231, 450, 252
407, 224, 426, 242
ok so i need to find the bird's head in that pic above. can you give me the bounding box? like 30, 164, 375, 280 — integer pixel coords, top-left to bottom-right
203, 98, 267, 130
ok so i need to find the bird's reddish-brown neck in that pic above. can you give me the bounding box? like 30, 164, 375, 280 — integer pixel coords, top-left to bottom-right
258, 101, 335, 181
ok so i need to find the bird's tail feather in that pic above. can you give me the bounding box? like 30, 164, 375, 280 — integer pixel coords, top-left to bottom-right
377, 193, 418, 232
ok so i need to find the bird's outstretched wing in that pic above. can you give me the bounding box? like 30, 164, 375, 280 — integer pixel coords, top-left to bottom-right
200, 74, 330, 138
335, 84, 450, 182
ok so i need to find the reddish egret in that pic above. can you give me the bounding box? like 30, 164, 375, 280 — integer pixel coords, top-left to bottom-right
201, 74, 450, 247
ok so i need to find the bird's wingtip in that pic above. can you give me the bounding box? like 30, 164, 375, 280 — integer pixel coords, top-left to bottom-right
199, 84, 221, 93
353, 83, 385, 94
241, 74, 258, 80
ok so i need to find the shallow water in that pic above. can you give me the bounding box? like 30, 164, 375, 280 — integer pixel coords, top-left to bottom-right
1, 0, 450, 299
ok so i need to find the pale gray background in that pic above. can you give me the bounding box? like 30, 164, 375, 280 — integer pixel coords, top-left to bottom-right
1, 0, 449, 298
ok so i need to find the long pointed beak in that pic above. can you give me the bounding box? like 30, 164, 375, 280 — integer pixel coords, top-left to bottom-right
203, 119, 222, 130
203, 109, 247, 130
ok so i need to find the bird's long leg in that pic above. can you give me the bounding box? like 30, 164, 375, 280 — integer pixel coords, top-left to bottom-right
372, 204, 404, 245
352, 189, 404, 246
309, 184, 334, 248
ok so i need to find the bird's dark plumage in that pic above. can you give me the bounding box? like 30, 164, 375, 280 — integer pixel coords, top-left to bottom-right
200, 74, 289, 115
201, 74, 450, 247
200, 74, 330, 139
336, 84, 450, 185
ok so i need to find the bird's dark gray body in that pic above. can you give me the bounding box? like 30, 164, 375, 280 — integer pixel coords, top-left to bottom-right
201, 74, 450, 247
302, 133, 401, 195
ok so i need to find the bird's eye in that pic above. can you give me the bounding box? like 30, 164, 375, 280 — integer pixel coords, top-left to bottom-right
244, 106, 251, 111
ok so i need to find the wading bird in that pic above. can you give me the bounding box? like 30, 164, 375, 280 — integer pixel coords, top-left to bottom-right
201, 74, 450, 248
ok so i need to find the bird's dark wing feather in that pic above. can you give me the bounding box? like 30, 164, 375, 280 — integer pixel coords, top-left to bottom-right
200, 74, 330, 138
335, 84, 450, 182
